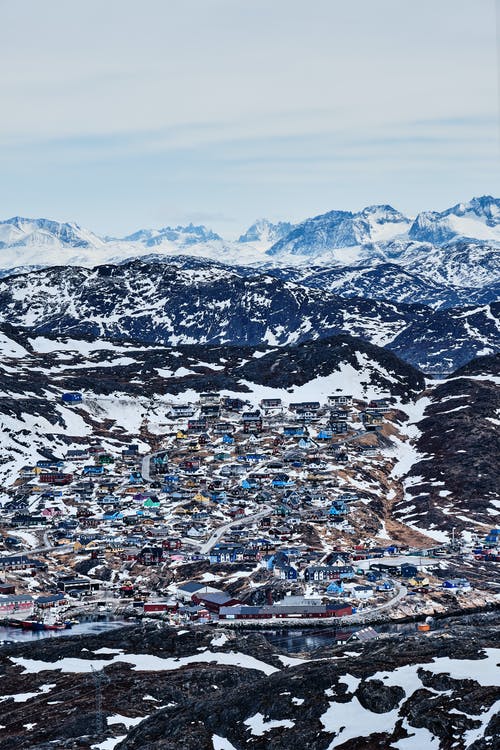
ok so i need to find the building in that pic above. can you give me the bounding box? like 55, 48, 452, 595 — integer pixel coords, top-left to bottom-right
0, 594, 34, 614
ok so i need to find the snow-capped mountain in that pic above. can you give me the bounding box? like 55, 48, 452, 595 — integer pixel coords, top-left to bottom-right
0, 257, 497, 372
0, 216, 104, 249
266, 204, 411, 259
238, 219, 295, 250
0, 197, 497, 310
122, 223, 223, 246
408, 195, 500, 245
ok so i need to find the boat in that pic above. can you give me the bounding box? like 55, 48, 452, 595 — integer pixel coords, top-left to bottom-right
20, 620, 46, 631
5, 619, 23, 628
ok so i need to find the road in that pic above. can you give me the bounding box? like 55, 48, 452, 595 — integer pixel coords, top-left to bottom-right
141, 450, 168, 483
337, 584, 408, 626
199, 506, 274, 555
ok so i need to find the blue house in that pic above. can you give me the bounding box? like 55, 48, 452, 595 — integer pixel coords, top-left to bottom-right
209, 544, 241, 564
326, 581, 344, 595
37, 460, 64, 469
329, 501, 349, 517
278, 565, 298, 580
283, 426, 304, 437
273, 479, 295, 488
83, 465, 105, 476
163, 474, 179, 483
222, 434, 234, 444
62, 392, 83, 404
241, 479, 255, 490
442, 578, 471, 590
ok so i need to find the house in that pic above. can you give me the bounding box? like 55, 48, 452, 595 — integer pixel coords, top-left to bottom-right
326, 581, 344, 595
209, 544, 241, 564
214, 422, 234, 435
37, 460, 64, 469
191, 592, 241, 613
351, 626, 379, 642
222, 397, 246, 411
317, 430, 333, 440
0, 594, 34, 613
0, 555, 47, 571
327, 394, 353, 407
367, 399, 391, 413
167, 404, 195, 418
66, 449, 90, 461
329, 409, 350, 422
442, 578, 471, 590
289, 401, 320, 413
187, 419, 207, 433
304, 565, 354, 582
176, 581, 223, 602
83, 465, 105, 476
39, 472, 73, 485
57, 576, 100, 594
10, 514, 48, 527
35, 593, 67, 609
200, 392, 220, 404
260, 398, 282, 410
242, 411, 263, 433
400, 563, 419, 578
328, 500, 349, 518
200, 404, 220, 419
61, 392, 83, 404
218, 601, 352, 620
329, 420, 348, 434
277, 564, 298, 580
283, 425, 305, 437
352, 584, 374, 600
137, 546, 165, 565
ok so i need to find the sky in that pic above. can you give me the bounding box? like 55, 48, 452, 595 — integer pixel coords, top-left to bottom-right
0, 0, 498, 237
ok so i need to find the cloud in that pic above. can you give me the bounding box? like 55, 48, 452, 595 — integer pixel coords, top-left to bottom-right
0, 0, 497, 234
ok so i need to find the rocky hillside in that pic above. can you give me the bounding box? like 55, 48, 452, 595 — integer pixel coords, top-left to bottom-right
0, 326, 424, 486
0, 258, 497, 372
269, 263, 500, 309
394, 355, 500, 532
0, 617, 498, 750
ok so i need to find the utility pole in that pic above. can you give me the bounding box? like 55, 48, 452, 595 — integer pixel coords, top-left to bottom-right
91, 666, 109, 736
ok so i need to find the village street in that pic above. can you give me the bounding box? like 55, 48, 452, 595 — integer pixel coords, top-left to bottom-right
199, 506, 274, 554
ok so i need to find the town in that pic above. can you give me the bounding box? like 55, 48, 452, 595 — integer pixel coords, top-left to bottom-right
0, 389, 498, 633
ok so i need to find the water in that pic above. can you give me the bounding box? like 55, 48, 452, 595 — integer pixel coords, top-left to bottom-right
250, 609, 497, 652
0, 619, 130, 643
255, 621, 419, 653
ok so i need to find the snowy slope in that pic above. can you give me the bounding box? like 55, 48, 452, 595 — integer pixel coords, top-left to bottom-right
266, 205, 410, 258
0, 258, 497, 371
408, 196, 500, 245
0, 328, 423, 487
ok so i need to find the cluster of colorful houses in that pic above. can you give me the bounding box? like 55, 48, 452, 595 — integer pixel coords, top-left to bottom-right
0, 389, 492, 623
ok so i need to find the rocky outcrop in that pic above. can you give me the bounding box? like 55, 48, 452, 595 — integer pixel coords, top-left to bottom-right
1, 616, 498, 750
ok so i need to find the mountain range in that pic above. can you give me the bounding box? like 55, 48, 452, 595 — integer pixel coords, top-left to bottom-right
3, 196, 498, 261
0, 197, 497, 320
0, 257, 497, 373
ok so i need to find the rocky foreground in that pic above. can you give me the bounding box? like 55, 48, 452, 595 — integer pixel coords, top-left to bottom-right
0, 613, 498, 750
